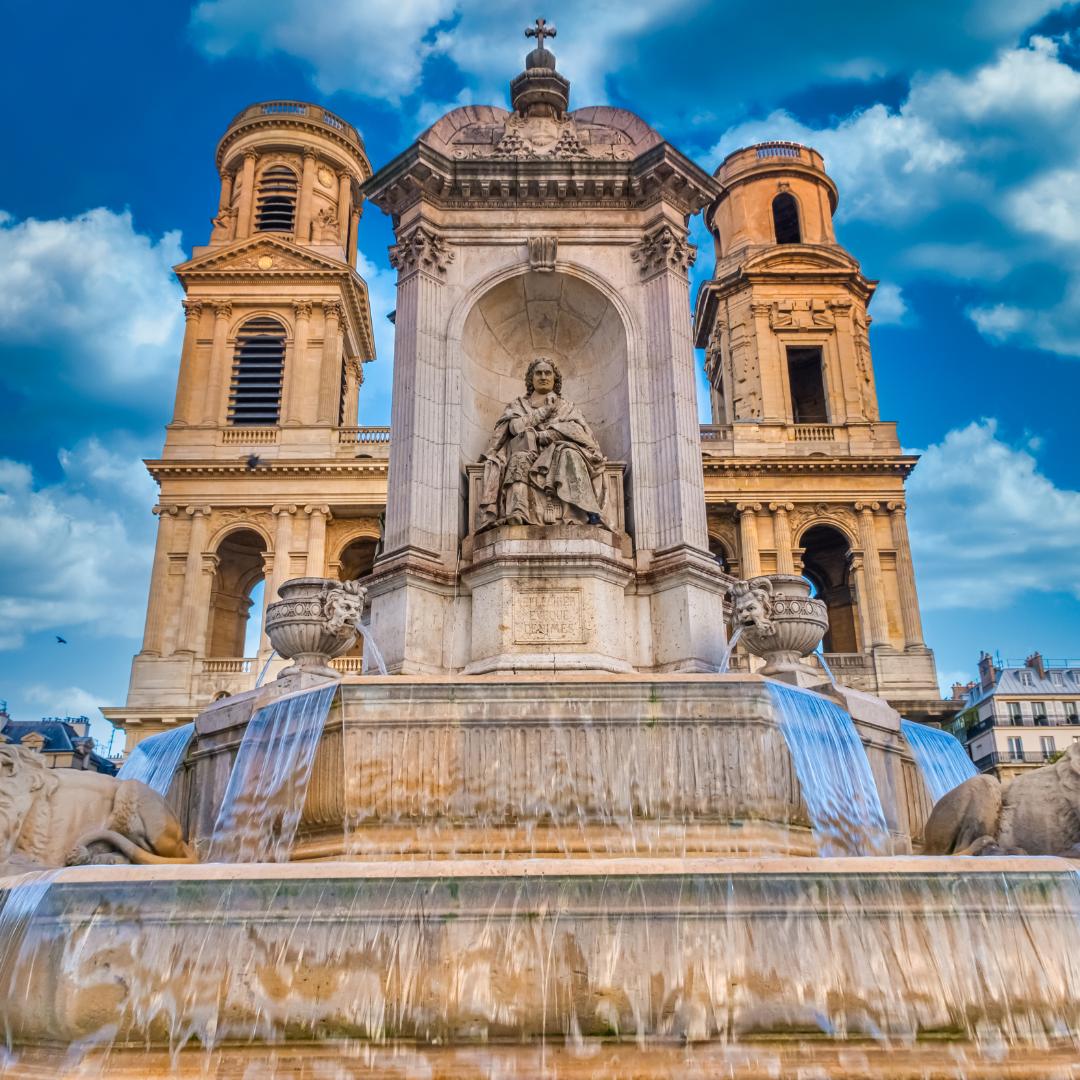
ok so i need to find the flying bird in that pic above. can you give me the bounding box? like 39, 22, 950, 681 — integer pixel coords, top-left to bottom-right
56, 636, 67, 644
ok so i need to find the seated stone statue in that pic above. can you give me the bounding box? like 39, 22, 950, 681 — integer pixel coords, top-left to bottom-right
478, 357, 615, 530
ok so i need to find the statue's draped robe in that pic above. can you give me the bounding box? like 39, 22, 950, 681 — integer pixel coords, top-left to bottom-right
479, 395, 615, 530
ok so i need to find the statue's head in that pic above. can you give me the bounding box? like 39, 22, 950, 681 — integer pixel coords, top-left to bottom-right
524, 357, 562, 396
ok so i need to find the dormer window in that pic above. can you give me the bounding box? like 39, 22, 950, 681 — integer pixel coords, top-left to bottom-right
772, 192, 801, 244
255, 165, 298, 232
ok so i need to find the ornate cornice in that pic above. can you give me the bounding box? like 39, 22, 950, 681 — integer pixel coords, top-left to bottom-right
701, 455, 918, 479
146, 460, 389, 482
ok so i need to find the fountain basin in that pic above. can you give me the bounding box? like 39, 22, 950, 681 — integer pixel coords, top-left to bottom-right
2, 858, 1079, 1076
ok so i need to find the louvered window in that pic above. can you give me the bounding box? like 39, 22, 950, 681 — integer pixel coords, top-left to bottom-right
228, 318, 285, 426
255, 165, 297, 232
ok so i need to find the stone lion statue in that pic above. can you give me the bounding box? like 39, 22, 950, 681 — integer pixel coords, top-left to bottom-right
923, 740, 1080, 858
0, 742, 197, 873
729, 577, 774, 634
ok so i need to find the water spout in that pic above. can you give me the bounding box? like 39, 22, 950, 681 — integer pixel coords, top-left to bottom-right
254, 650, 278, 688
716, 625, 743, 674
115, 724, 195, 796
767, 681, 891, 856
355, 622, 388, 676
900, 719, 978, 805
209, 683, 338, 863
814, 644, 837, 684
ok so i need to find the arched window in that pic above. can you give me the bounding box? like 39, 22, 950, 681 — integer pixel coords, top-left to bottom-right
255, 165, 298, 232
772, 192, 801, 244
800, 525, 858, 653
205, 529, 266, 658
228, 318, 285, 426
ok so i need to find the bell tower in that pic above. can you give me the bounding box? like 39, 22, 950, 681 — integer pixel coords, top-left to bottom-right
695, 142, 951, 722
103, 102, 383, 749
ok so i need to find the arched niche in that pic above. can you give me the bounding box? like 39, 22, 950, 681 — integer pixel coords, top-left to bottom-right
205, 528, 266, 658
459, 271, 631, 467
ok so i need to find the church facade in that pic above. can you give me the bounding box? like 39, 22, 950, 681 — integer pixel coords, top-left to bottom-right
103, 39, 951, 749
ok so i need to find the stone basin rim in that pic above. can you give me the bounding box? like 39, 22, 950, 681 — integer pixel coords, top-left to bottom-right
3, 854, 1076, 889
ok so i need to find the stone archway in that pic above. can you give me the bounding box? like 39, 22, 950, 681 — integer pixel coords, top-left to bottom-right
799, 524, 858, 653
205, 528, 266, 658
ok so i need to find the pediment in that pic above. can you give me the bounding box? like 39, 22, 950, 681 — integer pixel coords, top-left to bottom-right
743, 244, 860, 275
175, 237, 347, 275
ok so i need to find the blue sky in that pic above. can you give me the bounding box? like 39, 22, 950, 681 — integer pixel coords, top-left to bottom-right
3, 0, 1080, 743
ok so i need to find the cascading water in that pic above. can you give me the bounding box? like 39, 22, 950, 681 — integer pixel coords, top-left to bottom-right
356, 621, 388, 675
900, 718, 978, 804
716, 624, 743, 674
767, 680, 891, 856
209, 683, 337, 863
115, 724, 195, 796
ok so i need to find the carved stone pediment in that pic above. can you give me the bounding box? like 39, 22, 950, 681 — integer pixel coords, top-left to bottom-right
742, 244, 861, 276
176, 237, 347, 276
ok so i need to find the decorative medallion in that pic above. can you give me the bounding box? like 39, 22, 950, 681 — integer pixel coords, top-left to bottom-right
317, 165, 335, 188
257, 255, 274, 269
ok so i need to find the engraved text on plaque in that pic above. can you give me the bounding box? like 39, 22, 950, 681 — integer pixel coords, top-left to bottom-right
513, 587, 584, 644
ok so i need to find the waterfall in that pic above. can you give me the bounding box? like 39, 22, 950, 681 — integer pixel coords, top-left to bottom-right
116, 724, 195, 796
900, 719, 978, 805
209, 684, 338, 863
356, 622, 388, 676
767, 681, 891, 856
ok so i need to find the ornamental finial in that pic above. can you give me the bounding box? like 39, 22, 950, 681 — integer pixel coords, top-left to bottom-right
525, 17, 556, 50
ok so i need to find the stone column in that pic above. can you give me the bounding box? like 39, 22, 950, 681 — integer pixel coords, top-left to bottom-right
140, 505, 178, 655
282, 300, 311, 426
630, 223, 710, 556
235, 149, 259, 240
175, 506, 212, 655
737, 503, 762, 579
336, 170, 352, 246
316, 300, 344, 426
268, 505, 296, 604
888, 501, 924, 648
855, 502, 890, 646
171, 300, 203, 425
849, 553, 873, 653
342, 358, 361, 427
305, 504, 330, 576
202, 301, 232, 425
295, 147, 317, 244
348, 206, 362, 266
770, 502, 795, 575
217, 171, 234, 214
382, 226, 455, 560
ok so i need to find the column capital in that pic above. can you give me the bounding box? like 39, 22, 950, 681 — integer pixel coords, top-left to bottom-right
293, 299, 313, 319
337, 168, 352, 182
848, 552, 865, 571
887, 500, 907, 513
182, 299, 204, 321
185, 505, 212, 518
304, 503, 330, 517
736, 502, 762, 514
200, 553, 221, 575
153, 504, 179, 517
389, 225, 455, 276
768, 502, 794, 513
302, 145, 318, 162
322, 299, 344, 321
243, 147, 260, 163
854, 501, 880, 514
630, 223, 696, 281
212, 301, 233, 320
271, 503, 298, 517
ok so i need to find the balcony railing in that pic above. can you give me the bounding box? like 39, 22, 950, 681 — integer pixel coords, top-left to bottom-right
202, 658, 254, 674
221, 427, 277, 445
330, 656, 364, 673
792, 424, 836, 442
700, 425, 733, 441
756, 143, 802, 159
973, 750, 1060, 770
226, 102, 362, 145
338, 427, 391, 445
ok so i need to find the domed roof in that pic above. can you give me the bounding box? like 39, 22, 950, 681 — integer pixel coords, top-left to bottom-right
419, 104, 663, 162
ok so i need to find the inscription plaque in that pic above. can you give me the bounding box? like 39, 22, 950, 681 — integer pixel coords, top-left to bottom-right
513, 587, 584, 644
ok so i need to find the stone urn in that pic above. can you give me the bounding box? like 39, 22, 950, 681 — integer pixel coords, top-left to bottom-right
729, 574, 829, 678
264, 577, 365, 679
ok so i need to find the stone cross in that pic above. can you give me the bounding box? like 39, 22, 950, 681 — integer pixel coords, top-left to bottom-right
526, 17, 556, 50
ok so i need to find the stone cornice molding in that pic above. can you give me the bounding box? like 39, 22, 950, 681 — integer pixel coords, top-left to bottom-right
146, 460, 388, 482
701, 455, 918, 479
216, 114, 370, 180
388, 225, 455, 277
631, 224, 697, 281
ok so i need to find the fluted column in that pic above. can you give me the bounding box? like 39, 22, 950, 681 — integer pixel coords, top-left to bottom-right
140, 505, 178, 655
855, 502, 890, 647
849, 553, 873, 653
348, 206, 361, 266
770, 501, 795, 575
217, 171, 234, 213
283, 300, 310, 426
295, 147, 317, 244
316, 300, 343, 426
268, 505, 297, 604
888, 501, 924, 648
737, 503, 762, 579
342, 358, 360, 427
235, 149, 259, 240
171, 300, 203, 425
202, 301, 232, 425
336, 170, 352, 246
305, 504, 329, 576
175, 506, 212, 655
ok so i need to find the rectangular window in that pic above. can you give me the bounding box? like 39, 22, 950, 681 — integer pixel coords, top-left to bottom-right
1051, 672, 1063, 686
1066, 702, 1079, 724
1007, 702, 1023, 724
1018, 671, 1033, 686
786, 347, 828, 424
1008, 737, 1023, 760
1033, 702, 1048, 725
1041, 736, 1057, 758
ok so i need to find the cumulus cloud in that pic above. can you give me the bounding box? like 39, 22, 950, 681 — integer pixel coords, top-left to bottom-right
869, 282, 908, 325
0, 440, 158, 650
21, 684, 109, 725
905, 420, 1080, 609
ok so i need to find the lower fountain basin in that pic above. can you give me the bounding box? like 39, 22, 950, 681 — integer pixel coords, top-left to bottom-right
2, 858, 1079, 1077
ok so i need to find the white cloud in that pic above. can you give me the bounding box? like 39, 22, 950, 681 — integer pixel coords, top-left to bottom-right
905, 420, 1080, 609
0, 440, 158, 650
870, 282, 907, 325
21, 684, 106, 725
0, 208, 185, 407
